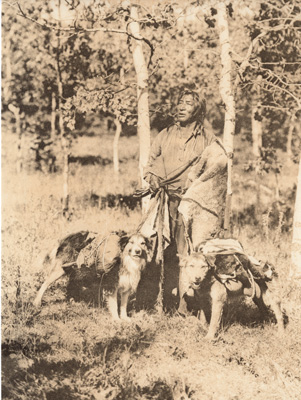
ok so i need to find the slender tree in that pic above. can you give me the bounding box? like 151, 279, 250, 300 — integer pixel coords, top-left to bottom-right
8, 104, 23, 173
291, 156, 301, 279
216, 2, 235, 233
129, 3, 151, 212
251, 75, 263, 158
113, 68, 124, 175
56, 0, 70, 215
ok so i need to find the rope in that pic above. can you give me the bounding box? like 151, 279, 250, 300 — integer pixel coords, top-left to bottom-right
179, 197, 219, 218
134, 156, 199, 199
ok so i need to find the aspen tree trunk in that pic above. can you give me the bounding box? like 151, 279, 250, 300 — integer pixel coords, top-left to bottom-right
113, 119, 122, 175
3, 32, 12, 104
251, 76, 263, 216
251, 100, 262, 213
8, 104, 23, 173
51, 92, 56, 141
4, 38, 24, 173
251, 76, 263, 158
251, 104, 263, 157
129, 4, 151, 213
216, 2, 236, 233
183, 13, 189, 71
57, 0, 69, 215
286, 122, 294, 159
51, 92, 57, 172
113, 68, 124, 175
286, 114, 296, 160
291, 156, 301, 279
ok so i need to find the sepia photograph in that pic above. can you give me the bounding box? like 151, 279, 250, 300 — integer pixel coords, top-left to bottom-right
1, 0, 301, 398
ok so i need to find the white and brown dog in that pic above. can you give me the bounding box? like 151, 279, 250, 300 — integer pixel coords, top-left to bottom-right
33, 231, 152, 321
101, 233, 152, 320
178, 251, 284, 340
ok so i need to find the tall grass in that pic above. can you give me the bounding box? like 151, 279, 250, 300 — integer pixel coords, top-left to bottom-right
2, 130, 301, 400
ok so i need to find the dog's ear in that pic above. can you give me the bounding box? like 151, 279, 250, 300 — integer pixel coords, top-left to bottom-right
205, 254, 216, 268
119, 234, 129, 252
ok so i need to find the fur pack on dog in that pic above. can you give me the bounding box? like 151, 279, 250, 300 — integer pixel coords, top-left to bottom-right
33, 231, 152, 320
178, 239, 284, 340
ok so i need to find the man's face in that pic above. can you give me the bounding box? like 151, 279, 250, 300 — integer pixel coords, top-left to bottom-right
177, 94, 197, 124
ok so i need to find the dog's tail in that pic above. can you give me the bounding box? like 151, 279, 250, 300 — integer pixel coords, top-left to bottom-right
34, 242, 60, 275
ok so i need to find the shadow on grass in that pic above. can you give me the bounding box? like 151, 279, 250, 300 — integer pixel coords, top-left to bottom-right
2, 324, 160, 400
222, 300, 287, 330
2, 355, 85, 400
30, 358, 86, 377
2, 338, 52, 357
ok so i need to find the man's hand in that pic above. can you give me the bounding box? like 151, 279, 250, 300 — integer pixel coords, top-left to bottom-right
184, 169, 197, 191
145, 173, 161, 193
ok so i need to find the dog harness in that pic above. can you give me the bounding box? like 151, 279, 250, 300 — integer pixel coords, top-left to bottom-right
199, 238, 273, 298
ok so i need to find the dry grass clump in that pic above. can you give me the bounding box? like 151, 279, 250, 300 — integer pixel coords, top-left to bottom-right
2, 131, 301, 399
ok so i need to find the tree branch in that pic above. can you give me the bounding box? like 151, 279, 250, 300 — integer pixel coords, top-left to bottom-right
233, 32, 266, 91
4, 1, 154, 62
261, 80, 301, 110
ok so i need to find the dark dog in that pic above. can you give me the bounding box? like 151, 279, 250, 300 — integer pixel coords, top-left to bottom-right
178, 252, 284, 340
34, 231, 152, 320
33, 231, 95, 308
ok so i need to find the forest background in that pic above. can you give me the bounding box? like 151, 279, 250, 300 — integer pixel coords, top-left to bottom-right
2, 1, 301, 399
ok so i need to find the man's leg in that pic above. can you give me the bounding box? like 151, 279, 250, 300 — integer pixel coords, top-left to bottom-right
163, 241, 180, 312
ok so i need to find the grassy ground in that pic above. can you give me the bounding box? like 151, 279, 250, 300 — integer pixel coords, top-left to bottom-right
2, 130, 301, 399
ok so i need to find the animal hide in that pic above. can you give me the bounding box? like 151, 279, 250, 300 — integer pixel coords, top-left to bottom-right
178, 140, 228, 249
76, 232, 122, 272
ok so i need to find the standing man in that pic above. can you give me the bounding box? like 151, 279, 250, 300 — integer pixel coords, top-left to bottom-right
144, 89, 220, 310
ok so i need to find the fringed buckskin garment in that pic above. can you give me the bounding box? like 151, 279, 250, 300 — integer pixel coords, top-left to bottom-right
144, 122, 216, 254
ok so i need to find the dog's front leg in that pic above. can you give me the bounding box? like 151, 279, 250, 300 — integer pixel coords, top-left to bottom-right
261, 288, 284, 333
106, 290, 120, 320
120, 291, 131, 321
205, 282, 227, 340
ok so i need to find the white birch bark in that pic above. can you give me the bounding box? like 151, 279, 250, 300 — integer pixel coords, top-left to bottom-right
251, 76, 263, 158
51, 92, 56, 142
183, 13, 189, 71
113, 67, 124, 175
216, 2, 235, 232
291, 156, 301, 278
8, 104, 22, 173
129, 4, 151, 212
113, 118, 122, 175
57, 0, 69, 214
286, 114, 297, 160
3, 31, 13, 104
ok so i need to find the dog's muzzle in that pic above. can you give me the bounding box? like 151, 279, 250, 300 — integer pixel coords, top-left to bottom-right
190, 279, 202, 290
131, 248, 143, 258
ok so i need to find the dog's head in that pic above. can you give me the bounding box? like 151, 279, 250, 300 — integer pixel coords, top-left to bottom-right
119, 233, 153, 264
213, 254, 243, 275
179, 252, 215, 290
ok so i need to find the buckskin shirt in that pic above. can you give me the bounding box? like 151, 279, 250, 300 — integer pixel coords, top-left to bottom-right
144, 122, 216, 192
